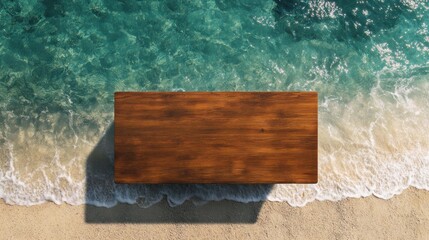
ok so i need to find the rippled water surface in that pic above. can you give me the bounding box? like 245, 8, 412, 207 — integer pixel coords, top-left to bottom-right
0, 0, 428, 207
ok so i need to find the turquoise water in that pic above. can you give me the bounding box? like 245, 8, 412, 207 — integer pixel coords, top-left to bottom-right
0, 0, 428, 207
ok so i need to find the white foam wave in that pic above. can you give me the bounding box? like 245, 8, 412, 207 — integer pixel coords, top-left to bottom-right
1, 76, 429, 208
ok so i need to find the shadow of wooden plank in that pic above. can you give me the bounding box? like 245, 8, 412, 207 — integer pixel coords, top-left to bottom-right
85, 200, 267, 224
85, 123, 272, 223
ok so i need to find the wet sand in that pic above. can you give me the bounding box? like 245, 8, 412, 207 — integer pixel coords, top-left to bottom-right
0, 187, 428, 240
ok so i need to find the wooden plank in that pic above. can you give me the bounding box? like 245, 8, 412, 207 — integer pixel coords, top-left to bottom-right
114, 92, 318, 184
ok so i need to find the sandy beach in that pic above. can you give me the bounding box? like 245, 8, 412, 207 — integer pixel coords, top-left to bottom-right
0, 187, 427, 240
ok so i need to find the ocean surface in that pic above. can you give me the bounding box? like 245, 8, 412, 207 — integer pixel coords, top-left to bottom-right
0, 0, 428, 208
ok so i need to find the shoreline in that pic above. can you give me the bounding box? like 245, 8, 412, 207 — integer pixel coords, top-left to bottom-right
0, 187, 428, 239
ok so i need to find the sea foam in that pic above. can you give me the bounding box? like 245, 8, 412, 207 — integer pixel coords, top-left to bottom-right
1, 76, 428, 207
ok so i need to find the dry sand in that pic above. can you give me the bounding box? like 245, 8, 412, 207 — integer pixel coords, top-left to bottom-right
0, 187, 428, 240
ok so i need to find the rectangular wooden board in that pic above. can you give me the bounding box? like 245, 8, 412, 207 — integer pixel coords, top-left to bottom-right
114, 92, 318, 184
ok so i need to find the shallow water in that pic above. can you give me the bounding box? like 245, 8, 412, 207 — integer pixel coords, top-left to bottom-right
0, 0, 428, 207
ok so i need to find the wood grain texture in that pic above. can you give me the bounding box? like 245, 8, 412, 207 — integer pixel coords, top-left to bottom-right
114, 92, 318, 184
